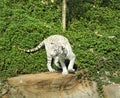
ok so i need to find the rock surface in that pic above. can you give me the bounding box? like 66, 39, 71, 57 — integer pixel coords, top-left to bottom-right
2, 72, 98, 98
103, 84, 120, 98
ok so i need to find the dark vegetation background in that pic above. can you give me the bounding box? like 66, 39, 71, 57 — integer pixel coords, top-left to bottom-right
0, 0, 120, 96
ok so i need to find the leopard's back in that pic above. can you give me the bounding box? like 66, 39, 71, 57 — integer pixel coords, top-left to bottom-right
44, 35, 72, 53
44, 35, 69, 45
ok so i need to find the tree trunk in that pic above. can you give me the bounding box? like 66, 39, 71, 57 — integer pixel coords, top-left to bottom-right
62, 0, 66, 32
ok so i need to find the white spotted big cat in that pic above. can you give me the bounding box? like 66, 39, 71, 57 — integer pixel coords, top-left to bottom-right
19, 35, 76, 75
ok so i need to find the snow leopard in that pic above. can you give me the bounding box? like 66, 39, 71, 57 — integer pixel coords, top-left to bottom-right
18, 35, 76, 75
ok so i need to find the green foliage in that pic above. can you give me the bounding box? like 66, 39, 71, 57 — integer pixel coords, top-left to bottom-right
0, 0, 62, 81
0, 1, 120, 96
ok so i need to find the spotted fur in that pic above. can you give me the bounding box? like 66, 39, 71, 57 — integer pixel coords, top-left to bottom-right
19, 35, 76, 75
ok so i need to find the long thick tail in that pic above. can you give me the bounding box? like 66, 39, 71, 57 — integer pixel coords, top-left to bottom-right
18, 41, 44, 53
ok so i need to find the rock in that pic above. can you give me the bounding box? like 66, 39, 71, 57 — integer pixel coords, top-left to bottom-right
3, 72, 98, 98
103, 84, 120, 98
